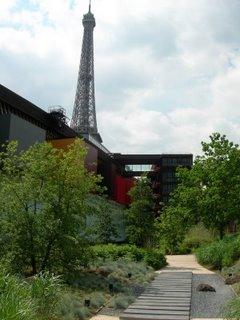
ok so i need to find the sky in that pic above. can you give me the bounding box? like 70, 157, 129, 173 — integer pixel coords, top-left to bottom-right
0, 0, 240, 155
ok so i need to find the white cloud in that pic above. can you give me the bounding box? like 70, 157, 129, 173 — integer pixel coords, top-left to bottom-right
0, 0, 240, 156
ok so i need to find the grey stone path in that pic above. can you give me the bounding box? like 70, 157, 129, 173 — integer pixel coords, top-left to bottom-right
119, 271, 192, 320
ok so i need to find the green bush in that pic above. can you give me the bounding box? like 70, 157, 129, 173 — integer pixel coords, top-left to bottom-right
74, 306, 91, 320
91, 244, 166, 270
89, 292, 105, 308
109, 293, 135, 309
92, 244, 144, 261
196, 235, 240, 270
179, 223, 215, 253
143, 249, 167, 270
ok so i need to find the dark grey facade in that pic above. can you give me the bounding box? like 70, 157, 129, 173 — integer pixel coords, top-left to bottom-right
0, 113, 46, 150
0, 84, 78, 150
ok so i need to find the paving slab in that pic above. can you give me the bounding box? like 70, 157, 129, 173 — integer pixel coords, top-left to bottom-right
120, 271, 192, 320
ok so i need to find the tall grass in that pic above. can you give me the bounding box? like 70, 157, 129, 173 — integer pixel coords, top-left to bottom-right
0, 269, 36, 320
0, 267, 63, 320
31, 272, 62, 317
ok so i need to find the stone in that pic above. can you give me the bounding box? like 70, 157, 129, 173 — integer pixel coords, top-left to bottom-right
197, 284, 216, 292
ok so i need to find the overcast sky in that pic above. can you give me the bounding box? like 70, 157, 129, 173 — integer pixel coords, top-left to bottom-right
0, 0, 240, 155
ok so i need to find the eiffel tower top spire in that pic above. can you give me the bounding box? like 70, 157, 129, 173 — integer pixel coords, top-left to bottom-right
89, 0, 91, 12
71, 1, 102, 143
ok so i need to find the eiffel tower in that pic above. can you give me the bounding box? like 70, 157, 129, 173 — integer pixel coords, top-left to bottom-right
71, 0, 102, 143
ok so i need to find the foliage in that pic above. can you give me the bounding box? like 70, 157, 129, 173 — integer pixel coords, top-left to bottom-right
31, 272, 62, 317
0, 256, 156, 320
179, 223, 216, 253
126, 177, 156, 247
92, 244, 144, 261
158, 133, 240, 252
0, 268, 36, 320
143, 249, 167, 270
196, 235, 240, 269
109, 293, 135, 309
198, 133, 240, 239
0, 140, 100, 274
91, 244, 166, 270
222, 259, 240, 278
88, 195, 120, 243
157, 205, 196, 254
0, 267, 62, 320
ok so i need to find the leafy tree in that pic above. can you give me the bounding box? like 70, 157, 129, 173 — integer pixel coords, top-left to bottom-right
157, 159, 205, 252
197, 133, 240, 238
158, 133, 240, 251
0, 139, 101, 274
126, 177, 156, 247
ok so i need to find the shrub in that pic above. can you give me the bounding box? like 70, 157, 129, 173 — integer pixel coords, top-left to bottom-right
56, 293, 75, 319
196, 235, 240, 270
109, 293, 135, 309
91, 244, 166, 270
90, 292, 105, 308
222, 259, 240, 278
74, 306, 91, 320
56, 293, 92, 320
92, 244, 145, 261
143, 249, 167, 270
179, 223, 215, 253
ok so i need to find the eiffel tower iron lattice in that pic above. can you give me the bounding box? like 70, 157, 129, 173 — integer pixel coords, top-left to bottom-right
71, 1, 102, 142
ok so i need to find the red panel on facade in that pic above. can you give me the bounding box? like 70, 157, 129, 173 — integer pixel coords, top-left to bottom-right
115, 175, 135, 205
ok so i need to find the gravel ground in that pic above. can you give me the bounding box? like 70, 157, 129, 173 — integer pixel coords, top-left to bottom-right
191, 273, 236, 318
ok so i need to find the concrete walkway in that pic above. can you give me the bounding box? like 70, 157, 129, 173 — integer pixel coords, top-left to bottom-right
163, 255, 214, 275
91, 255, 234, 320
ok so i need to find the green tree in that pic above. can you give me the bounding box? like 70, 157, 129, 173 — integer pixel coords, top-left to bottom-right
158, 133, 240, 251
0, 139, 100, 274
126, 177, 156, 247
157, 163, 203, 252
197, 133, 240, 238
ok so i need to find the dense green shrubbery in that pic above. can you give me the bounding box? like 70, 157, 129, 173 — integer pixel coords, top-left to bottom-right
178, 223, 216, 254
143, 249, 167, 270
196, 235, 240, 269
92, 244, 144, 261
91, 244, 166, 270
